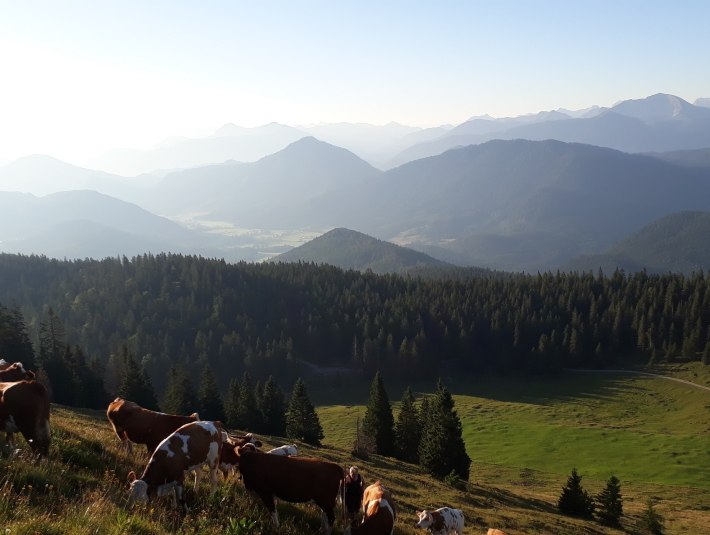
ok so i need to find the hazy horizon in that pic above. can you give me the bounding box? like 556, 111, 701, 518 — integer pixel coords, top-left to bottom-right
2, 1, 710, 166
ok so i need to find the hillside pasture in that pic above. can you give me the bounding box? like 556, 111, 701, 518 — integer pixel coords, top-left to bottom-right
0, 370, 708, 534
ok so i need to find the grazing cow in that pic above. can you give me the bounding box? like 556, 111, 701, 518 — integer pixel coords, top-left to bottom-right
344, 498, 395, 535
128, 420, 223, 511
0, 381, 51, 456
106, 398, 199, 455
267, 443, 298, 456
219, 434, 262, 477
235, 445, 344, 534
487, 530, 507, 535
0, 362, 35, 382
415, 507, 465, 535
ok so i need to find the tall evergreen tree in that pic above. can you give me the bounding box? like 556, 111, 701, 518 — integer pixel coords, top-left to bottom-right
116, 347, 158, 410
638, 499, 665, 534
558, 468, 595, 518
197, 364, 225, 421
418, 380, 471, 480
260, 375, 286, 436
237, 372, 259, 431
224, 377, 241, 429
286, 378, 324, 446
362, 371, 395, 456
394, 386, 421, 463
161, 365, 197, 415
596, 475, 623, 527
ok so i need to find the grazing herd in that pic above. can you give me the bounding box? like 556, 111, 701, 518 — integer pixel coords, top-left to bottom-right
0, 357, 508, 534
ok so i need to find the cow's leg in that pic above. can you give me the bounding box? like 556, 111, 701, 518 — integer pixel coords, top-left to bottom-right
257, 491, 278, 526
208, 466, 219, 494
176, 484, 187, 512
319, 504, 335, 535
193, 469, 201, 491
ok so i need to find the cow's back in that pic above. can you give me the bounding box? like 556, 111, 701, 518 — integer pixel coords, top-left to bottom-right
240, 453, 343, 503
1, 381, 50, 454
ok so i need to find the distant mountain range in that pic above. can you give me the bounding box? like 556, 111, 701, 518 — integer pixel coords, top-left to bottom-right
566, 211, 710, 274
2, 92, 710, 273
387, 94, 710, 168
0, 191, 226, 260
272, 227, 451, 274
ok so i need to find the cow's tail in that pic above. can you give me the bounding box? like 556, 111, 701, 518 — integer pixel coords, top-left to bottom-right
340, 466, 347, 524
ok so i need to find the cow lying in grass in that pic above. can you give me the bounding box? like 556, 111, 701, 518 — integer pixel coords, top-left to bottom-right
128, 420, 223, 511
267, 443, 298, 456
415, 507, 465, 535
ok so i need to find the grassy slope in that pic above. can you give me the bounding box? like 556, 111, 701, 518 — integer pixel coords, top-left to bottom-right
1, 370, 708, 534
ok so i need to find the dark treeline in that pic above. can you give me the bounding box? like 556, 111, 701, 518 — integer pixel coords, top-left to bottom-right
1, 253, 709, 397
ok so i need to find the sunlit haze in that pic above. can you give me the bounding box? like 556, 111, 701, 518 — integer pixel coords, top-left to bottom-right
1, 0, 709, 165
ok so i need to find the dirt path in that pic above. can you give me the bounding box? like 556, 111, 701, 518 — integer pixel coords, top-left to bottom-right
564, 368, 710, 393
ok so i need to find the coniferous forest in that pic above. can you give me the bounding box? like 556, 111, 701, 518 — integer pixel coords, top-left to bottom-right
1, 252, 709, 402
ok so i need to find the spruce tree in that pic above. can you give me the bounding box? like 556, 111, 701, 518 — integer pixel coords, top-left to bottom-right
362, 371, 395, 456
237, 372, 259, 431
596, 475, 623, 527
394, 386, 421, 463
116, 347, 158, 410
260, 376, 286, 436
558, 468, 595, 518
224, 377, 241, 429
418, 380, 471, 480
197, 364, 225, 421
638, 499, 665, 534
286, 378, 324, 446
161, 365, 197, 415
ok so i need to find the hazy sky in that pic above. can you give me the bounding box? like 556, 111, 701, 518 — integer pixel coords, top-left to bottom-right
1, 0, 709, 164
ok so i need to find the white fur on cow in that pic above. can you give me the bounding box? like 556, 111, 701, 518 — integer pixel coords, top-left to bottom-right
415, 507, 465, 535
235, 445, 344, 534
128, 421, 223, 510
266, 443, 298, 456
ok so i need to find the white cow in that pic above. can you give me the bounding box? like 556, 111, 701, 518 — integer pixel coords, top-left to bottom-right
267, 443, 298, 456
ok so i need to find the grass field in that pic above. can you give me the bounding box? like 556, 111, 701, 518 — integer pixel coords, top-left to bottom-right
1, 368, 708, 534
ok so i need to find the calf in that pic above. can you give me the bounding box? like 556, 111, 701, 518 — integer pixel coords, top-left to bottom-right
128, 421, 223, 511
219, 434, 262, 477
0, 362, 35, 382
0, 380, 51, 456
235, 445, 344, 534
267, 443, 298, 456
107, 397, 199, 455
345, 498, 395, 535
415, 507, 465, 535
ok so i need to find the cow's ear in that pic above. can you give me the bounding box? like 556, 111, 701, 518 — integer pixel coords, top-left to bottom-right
127, 470, 136, 483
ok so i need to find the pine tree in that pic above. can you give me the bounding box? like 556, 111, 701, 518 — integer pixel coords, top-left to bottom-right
237, 372, 259, 431
260, 376, 286, 436
418, 380, 471, 480
116, 347, 158, 410
161, 365, 197, 415
362, 371, 395, 456
197, 364, 225, 421
638, 499, 665, 534
286, 378, 324, 446
596, 475, 623, 527
558, 468, 595, 518
224, 377, 241, 429
394, 386, 421, 463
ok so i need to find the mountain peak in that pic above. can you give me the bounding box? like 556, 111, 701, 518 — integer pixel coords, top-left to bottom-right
611, 93, 702, 124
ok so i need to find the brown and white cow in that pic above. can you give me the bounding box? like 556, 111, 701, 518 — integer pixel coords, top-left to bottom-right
344, 498, 395, 535
486, 529, 507, 535
0, 380, 51, 456
267, 443, 298, 456
235, 445, 344, 534
128, 420, 223, 511
361, 481, 396, 523
219, 434, 262, 477
106, 398, 199, 455
415, 507, 465, 535
0, 362, 35, 382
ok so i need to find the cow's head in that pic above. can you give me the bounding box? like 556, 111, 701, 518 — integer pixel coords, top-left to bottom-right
127, 471, 149, 504
0, 362, 34, 382
415, 510, 434, 529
